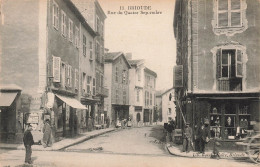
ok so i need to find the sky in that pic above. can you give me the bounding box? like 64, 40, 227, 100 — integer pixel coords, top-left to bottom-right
98, 0, 176, 91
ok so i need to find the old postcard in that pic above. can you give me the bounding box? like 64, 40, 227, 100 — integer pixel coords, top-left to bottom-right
0, 0, 259, 166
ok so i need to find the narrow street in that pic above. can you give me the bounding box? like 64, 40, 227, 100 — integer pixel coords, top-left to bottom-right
65, 126, 166, 156
0, 126, 256, 167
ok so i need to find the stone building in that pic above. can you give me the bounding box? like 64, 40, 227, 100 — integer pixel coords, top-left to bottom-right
160, 88, 176, 123
173, 0, 260, 147
104, 52, 131, 126
72, 0, 108, 126
0, 0, 99, 142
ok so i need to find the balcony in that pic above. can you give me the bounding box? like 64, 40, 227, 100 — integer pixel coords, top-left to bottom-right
96, 86, 109, 97
217, 78, 242, 91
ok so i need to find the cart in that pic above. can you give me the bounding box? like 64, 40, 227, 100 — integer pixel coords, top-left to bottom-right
236, 131, 260, 164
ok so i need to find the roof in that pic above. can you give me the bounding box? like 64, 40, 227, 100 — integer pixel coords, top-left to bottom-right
144, 67, 157, 77
161, 87, 174, 96
95, 0, 107, 19
128, 59, 145, 67
0, 84, 22, 91
65, 0, 97, 37
104, 52, 131, 68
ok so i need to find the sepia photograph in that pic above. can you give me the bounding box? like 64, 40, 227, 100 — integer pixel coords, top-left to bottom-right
0, 0, 259, 166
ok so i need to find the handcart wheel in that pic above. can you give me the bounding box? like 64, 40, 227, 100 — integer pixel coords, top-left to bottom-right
247, 134, 260, 164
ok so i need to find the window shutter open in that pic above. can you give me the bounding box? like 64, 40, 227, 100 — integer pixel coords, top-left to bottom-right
53, 56, 61, 82
216, 48, 222, 78
173, 65, 183, 88
236, 49, 243, 77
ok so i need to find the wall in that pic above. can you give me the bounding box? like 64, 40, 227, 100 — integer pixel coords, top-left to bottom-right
104, 63, 112, 120
0, 0, 40, 95
161, 90, 176, 123
191, 0, 260, 92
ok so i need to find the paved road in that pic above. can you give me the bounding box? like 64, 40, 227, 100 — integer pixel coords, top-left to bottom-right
65, 126, 166, 156
0, 126, 256, 167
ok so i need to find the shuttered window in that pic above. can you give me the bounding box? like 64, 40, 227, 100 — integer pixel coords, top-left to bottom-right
53, 56, 61, 82
216, 49, 243, 78
93, 78, 96, 96
68, 19, 73, 42
217, 0, 241, 27
173, 65, 183, 88
87, 76, 91, 94
83, 35, 86, 56
53, 1, 59, 30
61, 10, 66, 37
74, 69, 78, 89
67, 65, 72, 87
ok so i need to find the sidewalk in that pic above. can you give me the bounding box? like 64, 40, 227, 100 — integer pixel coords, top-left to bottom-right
166, 143, 249, 160
0, 128, 116, 151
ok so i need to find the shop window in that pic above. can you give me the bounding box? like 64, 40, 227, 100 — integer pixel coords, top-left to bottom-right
210, 105, 222, 138
238, 103, 250, 139
224, 103, 236, 139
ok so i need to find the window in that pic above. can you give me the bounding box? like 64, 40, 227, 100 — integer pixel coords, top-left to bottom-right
89, 41, 93, 60
122, 70, 126, 84
83, 35, 86, 56
168, 108, 172, 115
68, 19, 73, 42
101, 23, 104, 37
210, 104, 222, 138
61, 10, 66, 36
137, 69, 141, 81
100, 75, 103, 88
123, 90, 126, 104
169, 93, 172, 101
93, 78, 96, 95
53, 1, 59, 30
115, 67, 118, 82
216, 48, 243, 91
136, 90, 140, 102
82, 73, 86, 93
96, 42, 100, 62
53, 56, 61, 82
115, 89, 119, 104
217, 0, 241, 27
61, 63, 66, 86
87, 76, 92, 94
74, 69, 78, 89
67, 65, 72, 87
150, 93, 152, 105
96, 16, 100, 33
75, 27, 79, 48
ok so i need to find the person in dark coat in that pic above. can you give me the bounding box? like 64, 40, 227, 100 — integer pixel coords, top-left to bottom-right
23, 124, 35, 164
106, 116, 110, 128
182, 123, 193, 153
199, 124, 210, 154
166, 121, 173, 143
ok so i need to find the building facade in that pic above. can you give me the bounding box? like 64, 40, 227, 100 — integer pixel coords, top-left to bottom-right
173, 0, 260, 145
104, 52, 131, 126
128, 59, 145, 126
72, 0, 108, 126
0, 0, 100, 142
161, 88, 176, 123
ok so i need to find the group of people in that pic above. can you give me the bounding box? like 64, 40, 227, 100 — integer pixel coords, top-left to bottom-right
182, 122, 210, 154
23, 119, 53, 164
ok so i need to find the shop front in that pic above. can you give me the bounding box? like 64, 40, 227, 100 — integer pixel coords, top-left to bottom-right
0, 86, 22, 143
112, 104, 129, 127
46, 93, 87, 139
187, 92, 260, 149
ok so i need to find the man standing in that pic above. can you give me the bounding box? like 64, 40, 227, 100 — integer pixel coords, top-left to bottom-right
42, 119, 52, 148
199, 123, 210, 154
23, 124, 35, 164
182, 123, 193, 153
106, 116, 110, 128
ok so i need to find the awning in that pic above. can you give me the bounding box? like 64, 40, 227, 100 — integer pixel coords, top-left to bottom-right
55, 94, 87, 109
0, 92, 18, 107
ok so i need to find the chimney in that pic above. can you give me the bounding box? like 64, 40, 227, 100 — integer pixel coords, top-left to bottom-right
125, 53, 132, 60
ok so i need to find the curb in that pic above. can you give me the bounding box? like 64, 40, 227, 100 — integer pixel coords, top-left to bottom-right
0, 129, 116, 151
59, 129, 116, 150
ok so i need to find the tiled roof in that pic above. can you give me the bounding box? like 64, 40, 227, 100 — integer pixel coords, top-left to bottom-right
104, 52, 122, 61
128, 59, 144, 65
144, 67, 157, 77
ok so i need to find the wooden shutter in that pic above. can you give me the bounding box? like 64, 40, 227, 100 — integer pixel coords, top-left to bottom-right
173, 65, 183, 88
236, 49, 243, 77
48, 56, 53, 77
53, 56, 61, 82
216, 48, 222, 79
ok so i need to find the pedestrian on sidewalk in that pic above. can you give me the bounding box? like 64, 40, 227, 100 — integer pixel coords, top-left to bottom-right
42, 119, 52, 148
199, 123, 210, 154
106, 116, 110, 128
23, 124, 35, 164
194, 124, 201, 152
182, 122, 193, 153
